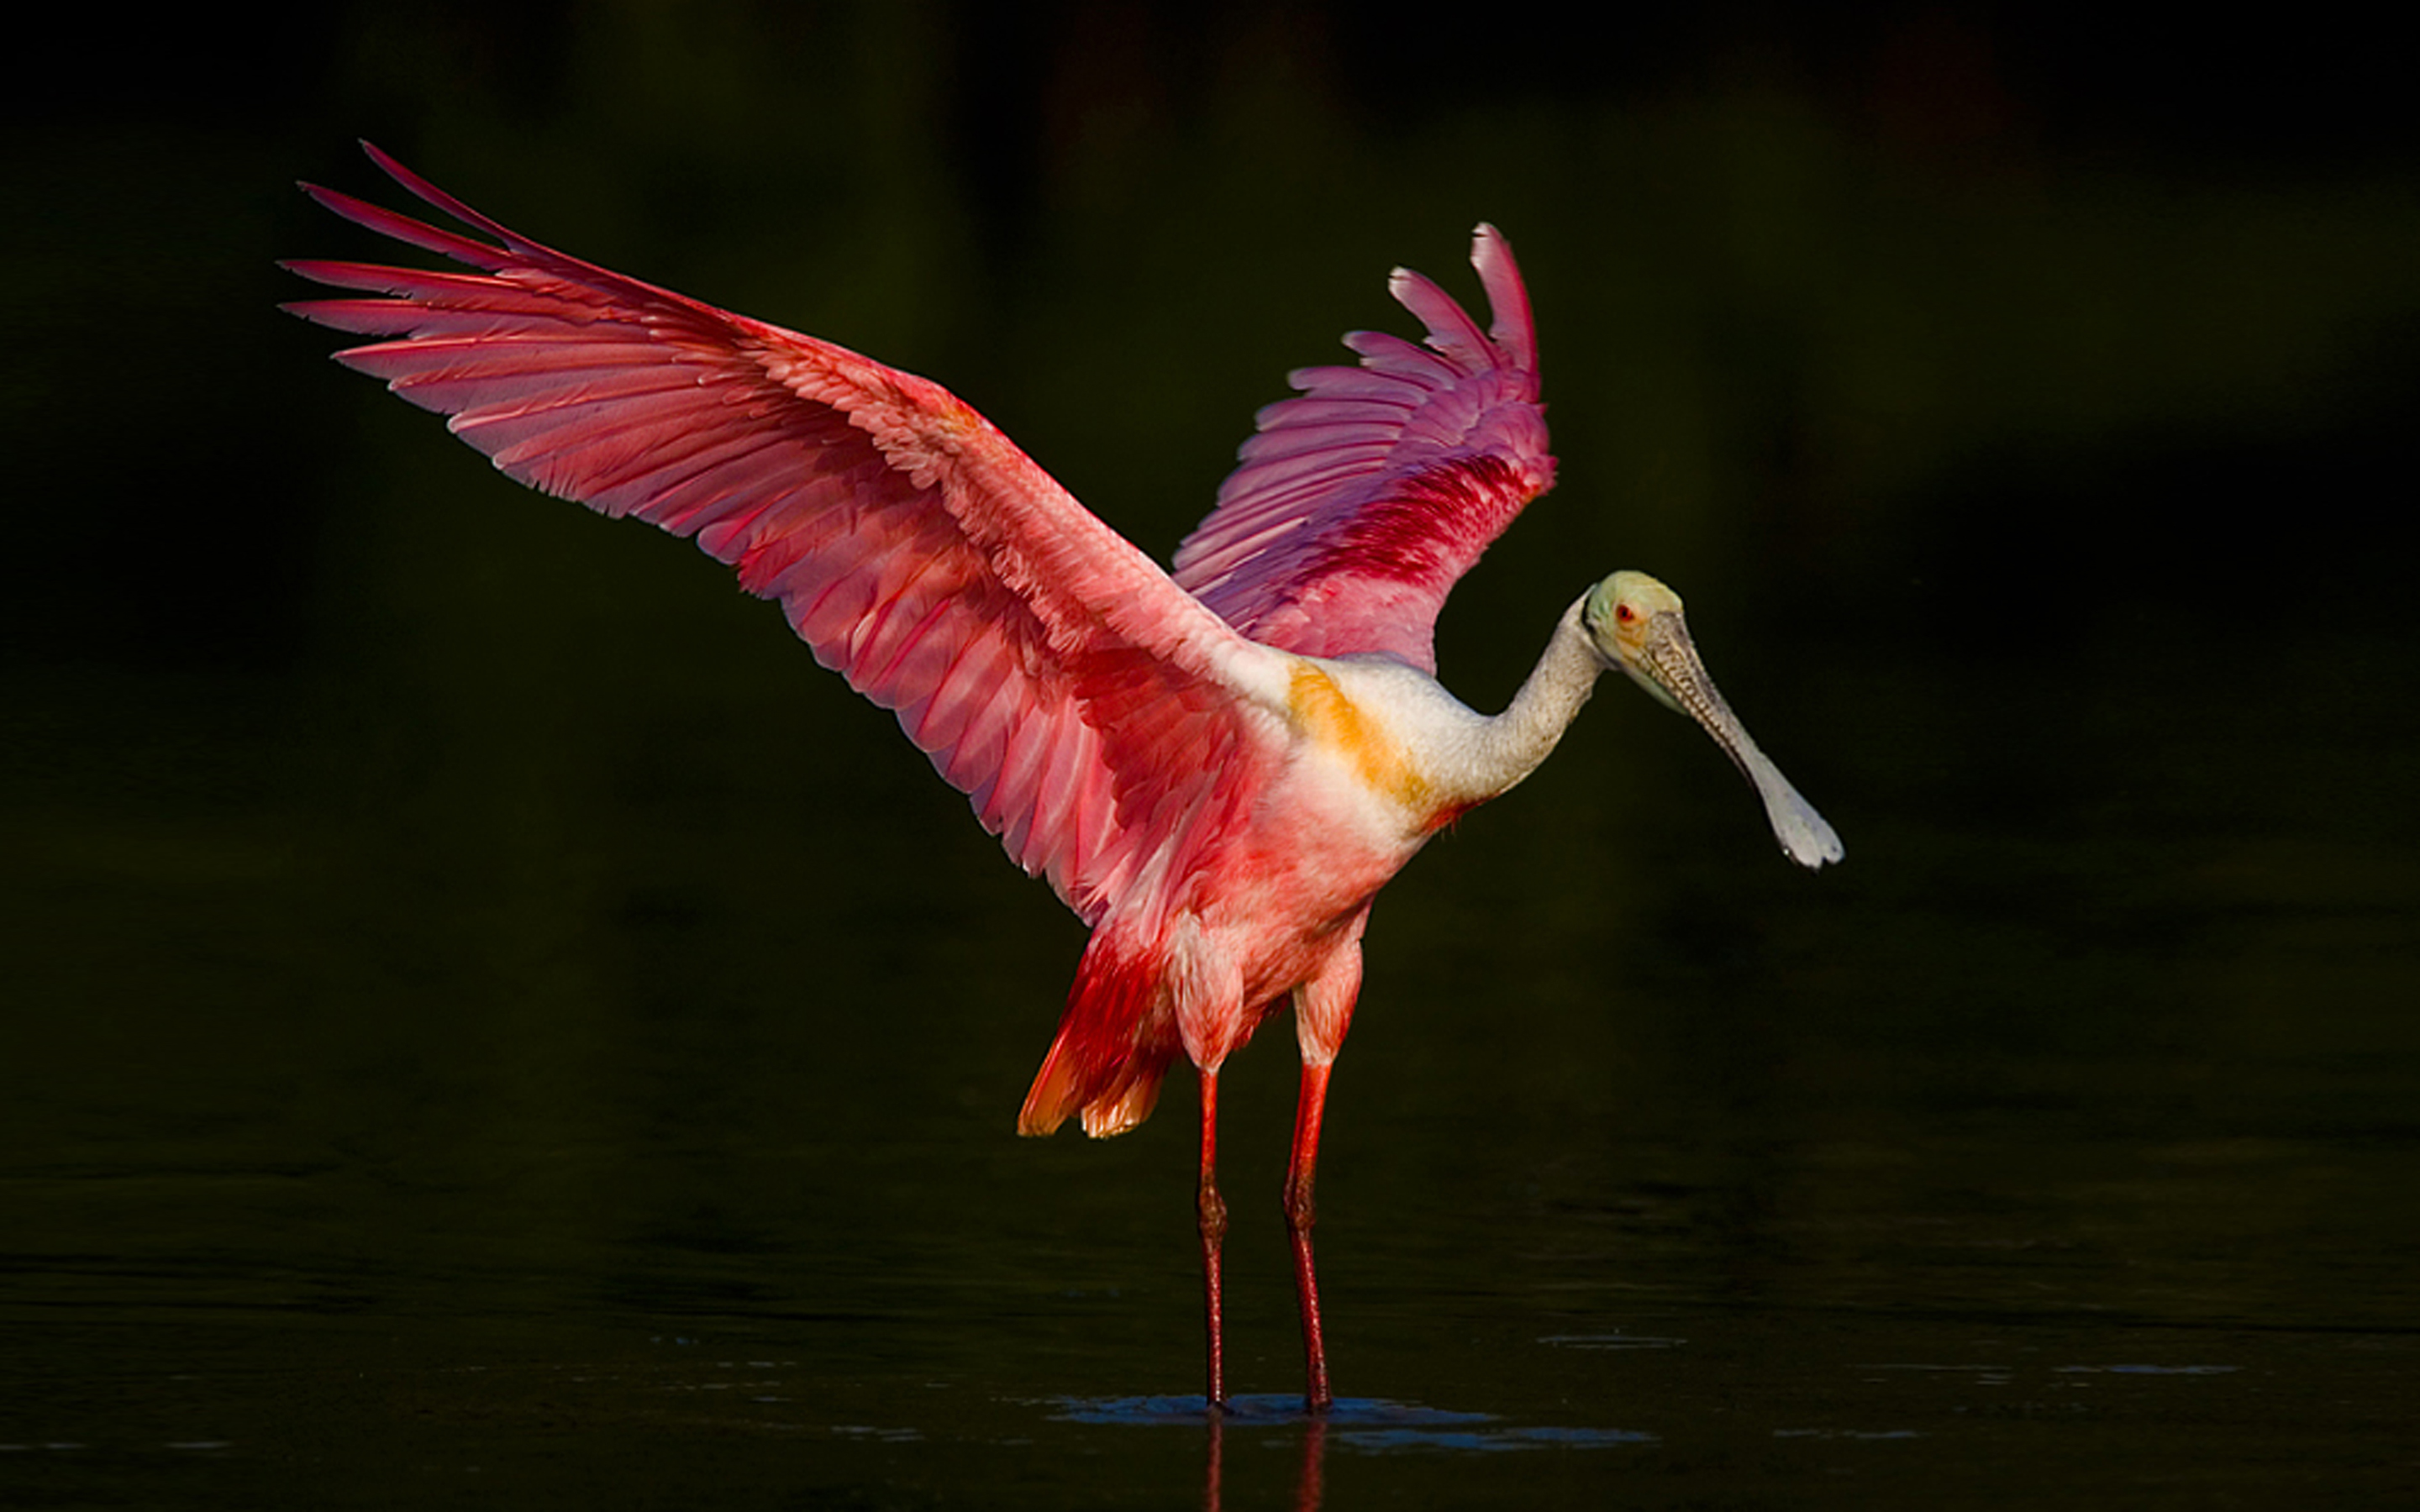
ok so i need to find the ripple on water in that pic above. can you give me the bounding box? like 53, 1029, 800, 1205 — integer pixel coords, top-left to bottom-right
1040, 1394, 1655, 1450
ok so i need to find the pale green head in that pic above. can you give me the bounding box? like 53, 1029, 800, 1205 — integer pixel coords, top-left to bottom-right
1581, 570, 1691, 713
1581, 570, 1844, 869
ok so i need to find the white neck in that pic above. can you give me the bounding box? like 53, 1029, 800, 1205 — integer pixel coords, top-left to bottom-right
1442, 597, 1607, 806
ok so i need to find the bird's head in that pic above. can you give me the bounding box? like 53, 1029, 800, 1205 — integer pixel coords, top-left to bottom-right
1581, 570, 1695, 713
1581, 570, 1844, 869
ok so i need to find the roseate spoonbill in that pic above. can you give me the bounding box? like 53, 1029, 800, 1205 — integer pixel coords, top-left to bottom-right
287, 144, 1842, 1411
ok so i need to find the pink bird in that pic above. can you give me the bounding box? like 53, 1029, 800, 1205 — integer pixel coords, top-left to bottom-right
287, 144, 1842, 1412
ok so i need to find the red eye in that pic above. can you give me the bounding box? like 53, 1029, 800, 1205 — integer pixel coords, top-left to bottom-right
1614, 603, 1635, 624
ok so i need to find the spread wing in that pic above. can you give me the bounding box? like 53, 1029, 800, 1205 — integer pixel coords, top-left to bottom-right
1171, 225, 1556, 674
286, 144, 1291, 927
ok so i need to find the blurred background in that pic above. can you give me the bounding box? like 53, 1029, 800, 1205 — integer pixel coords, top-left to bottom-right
5, 3, 2417, 1504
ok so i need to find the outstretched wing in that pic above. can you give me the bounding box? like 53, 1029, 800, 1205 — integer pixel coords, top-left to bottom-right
287, 144, 1290, 927
1171, 225, 1556, 675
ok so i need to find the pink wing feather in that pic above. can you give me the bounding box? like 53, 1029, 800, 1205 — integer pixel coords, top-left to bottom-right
1171, 226, 1555, 673
286, 144, 1282, 928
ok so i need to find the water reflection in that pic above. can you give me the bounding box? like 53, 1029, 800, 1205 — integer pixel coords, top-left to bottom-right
1049, 1395, 1656, 1509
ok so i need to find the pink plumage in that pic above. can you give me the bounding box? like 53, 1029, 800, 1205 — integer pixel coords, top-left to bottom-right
287, 145, 1279, 940
1174, 230, 1554, 672
285, 144, 1586, 1411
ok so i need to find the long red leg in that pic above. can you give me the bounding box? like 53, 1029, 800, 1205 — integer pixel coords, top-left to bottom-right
1285, 1060, 1334, 1411
1197, 1066, 1229, 1408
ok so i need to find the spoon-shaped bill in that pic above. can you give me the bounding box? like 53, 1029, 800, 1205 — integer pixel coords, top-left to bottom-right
1621, 607, 1844, 870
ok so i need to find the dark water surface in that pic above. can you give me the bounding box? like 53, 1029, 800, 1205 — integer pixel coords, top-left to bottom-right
8, 580, 2417, 1506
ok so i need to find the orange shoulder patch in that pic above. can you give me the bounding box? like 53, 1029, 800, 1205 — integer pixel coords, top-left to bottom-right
1286, 664, 1434, 812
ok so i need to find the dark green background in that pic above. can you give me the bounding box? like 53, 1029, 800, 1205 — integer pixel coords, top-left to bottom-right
7, 4, 2417, 1505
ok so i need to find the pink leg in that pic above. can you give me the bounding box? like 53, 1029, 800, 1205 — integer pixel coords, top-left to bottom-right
1286, 932, 1363, 1413
1197, 1066, 1229, 1408
1285, 1060, 1334, 1411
